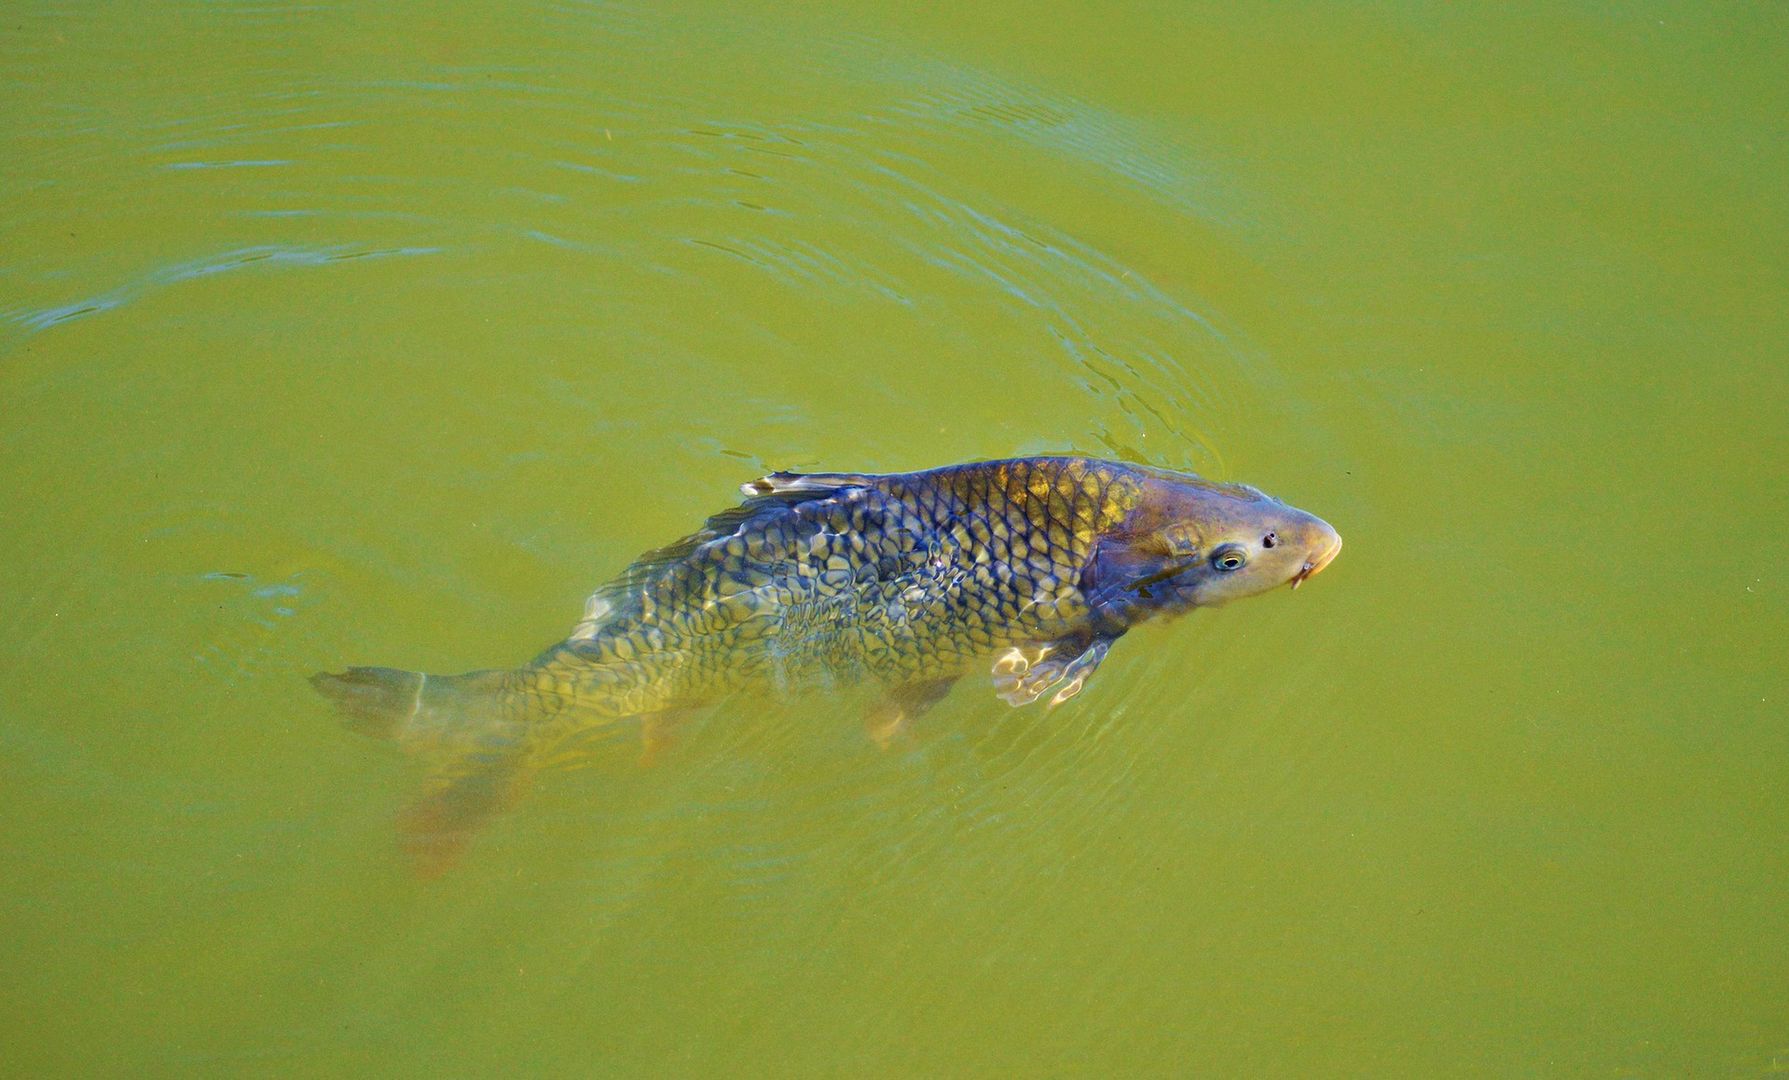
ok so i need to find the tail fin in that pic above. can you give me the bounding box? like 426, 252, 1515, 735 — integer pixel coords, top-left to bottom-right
311, 666, 530, 878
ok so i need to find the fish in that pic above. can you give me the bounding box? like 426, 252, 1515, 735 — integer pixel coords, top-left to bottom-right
312, 456, 1341, 874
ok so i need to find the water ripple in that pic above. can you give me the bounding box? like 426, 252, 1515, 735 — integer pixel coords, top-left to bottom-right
5, 243, 441, 333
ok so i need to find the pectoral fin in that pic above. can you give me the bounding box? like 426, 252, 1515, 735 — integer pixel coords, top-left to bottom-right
991, 636, 1115, 708
864, 676, 960, 749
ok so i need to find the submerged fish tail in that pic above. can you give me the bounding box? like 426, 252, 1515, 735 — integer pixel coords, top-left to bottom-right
311, 664, 562, 876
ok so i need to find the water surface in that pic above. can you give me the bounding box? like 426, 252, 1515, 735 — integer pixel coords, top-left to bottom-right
3, 2, 1785, 1075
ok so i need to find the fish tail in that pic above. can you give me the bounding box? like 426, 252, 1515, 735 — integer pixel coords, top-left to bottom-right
311, 665, 534, 878
309, 666, 514, 743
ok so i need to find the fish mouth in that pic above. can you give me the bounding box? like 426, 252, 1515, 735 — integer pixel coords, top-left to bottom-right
1290, 533, 1342, 591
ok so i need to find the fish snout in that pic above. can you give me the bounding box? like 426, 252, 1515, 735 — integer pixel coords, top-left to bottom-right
1289, 518, 1342, 590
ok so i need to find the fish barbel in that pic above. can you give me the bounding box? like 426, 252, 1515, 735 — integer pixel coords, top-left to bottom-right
313, 456, 1340, 873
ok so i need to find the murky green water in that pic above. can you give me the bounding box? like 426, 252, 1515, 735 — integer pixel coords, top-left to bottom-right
4, 2, 1785, 1075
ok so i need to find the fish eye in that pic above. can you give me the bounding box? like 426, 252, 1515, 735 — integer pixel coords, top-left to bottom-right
1262, 532, 1277, 549
1212, 545, 1247, 572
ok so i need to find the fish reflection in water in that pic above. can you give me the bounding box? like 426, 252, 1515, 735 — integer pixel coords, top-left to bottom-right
313, 456, 1341, 874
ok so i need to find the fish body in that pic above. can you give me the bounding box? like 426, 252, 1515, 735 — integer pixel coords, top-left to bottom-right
314, 456, 1340, 873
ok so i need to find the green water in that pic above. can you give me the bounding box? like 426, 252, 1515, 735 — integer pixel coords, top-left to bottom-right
3, 2, 1785, 1075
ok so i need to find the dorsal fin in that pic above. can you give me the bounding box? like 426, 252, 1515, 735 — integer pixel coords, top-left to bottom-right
739, 470, 882, 498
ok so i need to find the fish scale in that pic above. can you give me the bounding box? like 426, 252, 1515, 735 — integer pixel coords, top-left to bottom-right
542, 457, 1129, 708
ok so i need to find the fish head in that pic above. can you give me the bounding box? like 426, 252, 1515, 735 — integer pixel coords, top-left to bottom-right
1084, 469, 1342, 625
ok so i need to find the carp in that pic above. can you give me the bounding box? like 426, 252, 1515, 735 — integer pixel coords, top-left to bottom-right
313, 456, 1341, 873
